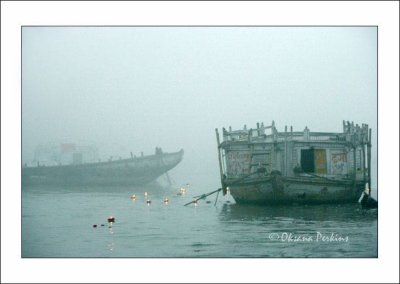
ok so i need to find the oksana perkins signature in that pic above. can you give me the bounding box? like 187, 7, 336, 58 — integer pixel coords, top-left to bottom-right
269, 232, 349, 242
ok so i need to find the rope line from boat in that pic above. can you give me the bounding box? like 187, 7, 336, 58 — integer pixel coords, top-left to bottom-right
158, 152, 173, 186
184, 188, 223, 206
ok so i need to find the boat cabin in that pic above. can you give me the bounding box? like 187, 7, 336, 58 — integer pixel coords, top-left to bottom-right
219, 121, 371, 183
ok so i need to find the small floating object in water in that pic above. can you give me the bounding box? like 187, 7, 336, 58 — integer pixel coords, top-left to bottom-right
107, 216, 115, 223
206, 200, 211, 204
130, 194, 136, 200
164, 198, 169, 204
194, 199, 198, 206
146, 199, 152, 205
93, 224, 97, 228
101, 224, 105, 227
144, 191, 148, 197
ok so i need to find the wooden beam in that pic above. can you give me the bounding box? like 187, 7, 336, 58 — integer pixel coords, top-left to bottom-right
215, 128, 225, 187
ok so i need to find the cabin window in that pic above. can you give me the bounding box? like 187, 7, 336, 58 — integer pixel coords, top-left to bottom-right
300, 148, 327, 174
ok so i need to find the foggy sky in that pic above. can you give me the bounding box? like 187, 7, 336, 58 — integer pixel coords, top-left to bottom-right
22, 27, 377, 189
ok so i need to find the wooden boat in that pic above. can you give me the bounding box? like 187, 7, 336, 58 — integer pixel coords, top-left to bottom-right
215, 121, 372, 205
22, 145, 184, 186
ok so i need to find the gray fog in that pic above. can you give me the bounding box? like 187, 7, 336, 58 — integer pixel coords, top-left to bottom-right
22, 27, 377, 189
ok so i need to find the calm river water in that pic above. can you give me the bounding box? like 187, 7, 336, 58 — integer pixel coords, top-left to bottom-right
22, 183, 377, 258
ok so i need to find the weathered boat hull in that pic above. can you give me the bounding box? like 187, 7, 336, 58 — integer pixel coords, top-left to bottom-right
215, 120, 373, 206
22, 149, 184, 186
226, 176, 365, 205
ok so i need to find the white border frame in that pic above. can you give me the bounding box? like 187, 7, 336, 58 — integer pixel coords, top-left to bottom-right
2, 1, 399, 283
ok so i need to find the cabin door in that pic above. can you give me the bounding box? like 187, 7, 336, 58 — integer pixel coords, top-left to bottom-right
314, 149, 327, 174
301, 148, 327, 174
301, 149, 314, 173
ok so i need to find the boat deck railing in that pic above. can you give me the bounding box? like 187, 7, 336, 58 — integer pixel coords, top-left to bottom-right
222, 131, 346, 144
221, 120, 368, 146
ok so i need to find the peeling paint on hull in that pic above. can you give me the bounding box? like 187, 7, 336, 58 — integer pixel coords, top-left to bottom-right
226, 177, 365, 205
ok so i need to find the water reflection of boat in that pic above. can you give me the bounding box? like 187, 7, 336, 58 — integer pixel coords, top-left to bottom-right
22, 144, 184, 186
219, 203, 377, 222
215, 121, 373, 205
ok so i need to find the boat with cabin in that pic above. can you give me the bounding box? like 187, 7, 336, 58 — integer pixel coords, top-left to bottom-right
215, 121, 372, 205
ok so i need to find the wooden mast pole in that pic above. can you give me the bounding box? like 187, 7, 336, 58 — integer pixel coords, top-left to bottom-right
367, 128, 372, 196
215, 128, 225, 188
352, 124, 357, 191
284, 125, 287, 176
353, 145, 357, 191
362, 124, 366, 186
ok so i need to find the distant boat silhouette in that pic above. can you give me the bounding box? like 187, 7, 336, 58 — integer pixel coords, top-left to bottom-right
22, 145, 183, 186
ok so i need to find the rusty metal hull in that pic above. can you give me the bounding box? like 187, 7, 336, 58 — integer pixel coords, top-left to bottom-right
22, 149, 184, 186
226, 176, 365, 205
